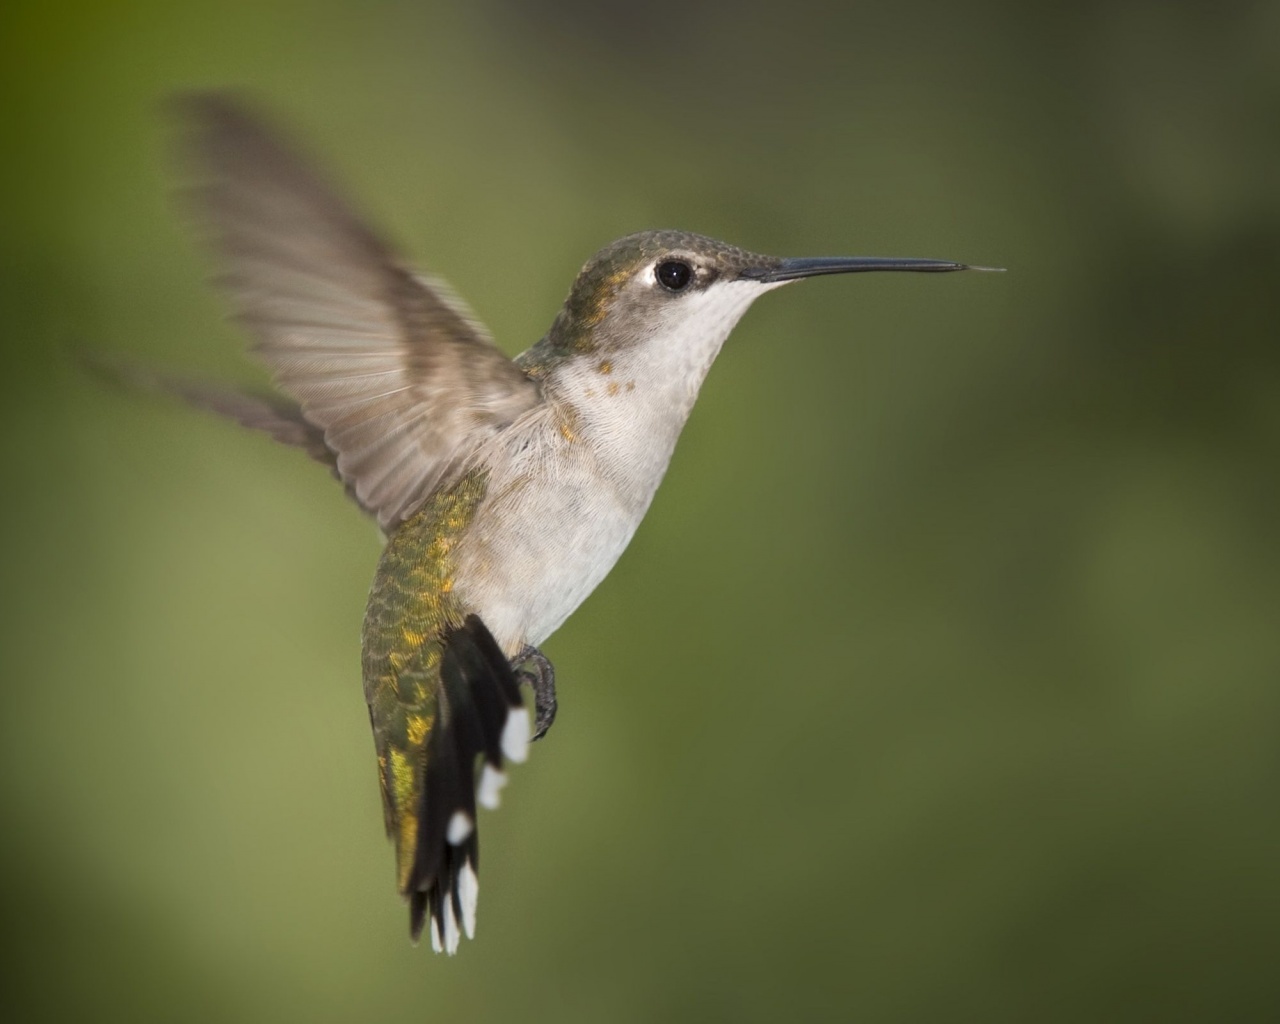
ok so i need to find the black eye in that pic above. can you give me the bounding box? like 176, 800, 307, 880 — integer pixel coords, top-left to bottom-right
655, 259, 693, 292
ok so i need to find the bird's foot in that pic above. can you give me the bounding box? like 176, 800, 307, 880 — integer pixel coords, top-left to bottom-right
511, 645, 557, 741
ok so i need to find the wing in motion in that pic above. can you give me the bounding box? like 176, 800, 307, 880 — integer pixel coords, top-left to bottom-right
175, 93, 543, 528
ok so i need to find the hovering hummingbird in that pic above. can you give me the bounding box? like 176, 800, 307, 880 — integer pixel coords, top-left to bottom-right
153, 94, 995, 954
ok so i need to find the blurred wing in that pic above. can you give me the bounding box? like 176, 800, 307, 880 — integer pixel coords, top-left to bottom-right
176, 93, 541, 528
82, 352, 341, 474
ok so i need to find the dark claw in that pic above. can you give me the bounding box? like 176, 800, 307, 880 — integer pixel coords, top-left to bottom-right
511, 645, 557, 741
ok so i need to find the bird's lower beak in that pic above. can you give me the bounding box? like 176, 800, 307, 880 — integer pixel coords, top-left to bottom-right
738, 256, 1002, 282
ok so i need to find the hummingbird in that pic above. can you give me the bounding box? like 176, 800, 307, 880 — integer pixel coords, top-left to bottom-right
155, 94, 995, 955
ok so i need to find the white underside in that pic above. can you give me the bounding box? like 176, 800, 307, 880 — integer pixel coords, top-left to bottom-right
454, 279, 780, 653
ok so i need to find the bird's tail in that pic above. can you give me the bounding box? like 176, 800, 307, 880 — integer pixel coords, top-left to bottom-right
404, 615, 530, 953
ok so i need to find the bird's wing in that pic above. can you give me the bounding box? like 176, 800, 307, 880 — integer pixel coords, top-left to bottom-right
176, 93, 542, 529
82, 353, 341, 476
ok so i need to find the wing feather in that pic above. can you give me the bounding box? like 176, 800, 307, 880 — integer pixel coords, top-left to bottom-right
176, 94, 542, 528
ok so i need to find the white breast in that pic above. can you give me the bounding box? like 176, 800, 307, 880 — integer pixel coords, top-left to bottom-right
453, 279, 776, 652
451, 409, 649, 652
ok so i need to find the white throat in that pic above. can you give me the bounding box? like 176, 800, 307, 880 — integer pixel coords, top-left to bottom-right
550, 279, 780, 501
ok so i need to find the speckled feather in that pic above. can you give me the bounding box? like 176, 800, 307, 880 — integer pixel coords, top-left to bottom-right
361, 469, 488, 889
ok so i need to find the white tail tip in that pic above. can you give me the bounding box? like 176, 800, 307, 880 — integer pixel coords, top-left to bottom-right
477, 764, 508, 810
501, 707, 530, 764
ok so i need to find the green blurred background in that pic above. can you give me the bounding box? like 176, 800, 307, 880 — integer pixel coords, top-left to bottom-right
4, 1, 1279, 1020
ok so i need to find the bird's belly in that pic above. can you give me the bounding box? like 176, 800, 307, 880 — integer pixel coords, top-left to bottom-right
451, 460, 649, 654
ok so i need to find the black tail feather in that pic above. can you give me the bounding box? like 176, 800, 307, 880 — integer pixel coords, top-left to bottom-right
406, 614, 525, 951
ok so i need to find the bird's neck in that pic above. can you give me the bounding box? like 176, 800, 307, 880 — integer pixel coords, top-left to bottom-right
520, 291, 760, 508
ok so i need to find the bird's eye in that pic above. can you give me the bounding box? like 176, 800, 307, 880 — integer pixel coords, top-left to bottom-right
655, 260, 693, 292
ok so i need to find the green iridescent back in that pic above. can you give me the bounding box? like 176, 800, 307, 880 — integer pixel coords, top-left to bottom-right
361, 468, 489, 890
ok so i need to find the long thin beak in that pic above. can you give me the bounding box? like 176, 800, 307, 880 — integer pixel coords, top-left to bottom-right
739, 256, 1003, 283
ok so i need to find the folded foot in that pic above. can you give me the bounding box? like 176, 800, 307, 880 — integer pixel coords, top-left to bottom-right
510, 645, 557, 741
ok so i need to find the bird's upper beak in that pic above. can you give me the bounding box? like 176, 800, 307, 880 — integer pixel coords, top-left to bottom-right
738, 256, 1002, 283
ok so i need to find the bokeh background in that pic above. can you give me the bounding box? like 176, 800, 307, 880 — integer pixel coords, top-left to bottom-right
4, 1, 1279, 1020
